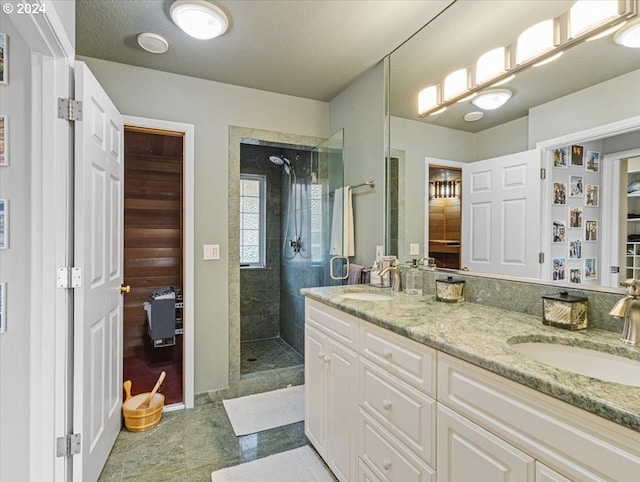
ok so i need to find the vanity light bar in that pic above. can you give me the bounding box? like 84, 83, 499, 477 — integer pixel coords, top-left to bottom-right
417, 0, 636, 118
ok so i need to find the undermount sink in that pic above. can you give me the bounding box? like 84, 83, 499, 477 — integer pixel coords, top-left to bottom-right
510, 341, 640, 387
339, 292, 393, 301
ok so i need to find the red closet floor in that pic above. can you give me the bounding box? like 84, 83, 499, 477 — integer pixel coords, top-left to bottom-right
123, 345, 183, 405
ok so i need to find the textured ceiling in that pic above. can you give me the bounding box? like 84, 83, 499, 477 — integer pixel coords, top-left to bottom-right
76, 0, 453, 102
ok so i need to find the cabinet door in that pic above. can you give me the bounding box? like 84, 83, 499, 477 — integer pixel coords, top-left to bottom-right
305, 323, 327, 456
535, 462, 571, 482
437, 404, 535, 482
326, 336, 358, 482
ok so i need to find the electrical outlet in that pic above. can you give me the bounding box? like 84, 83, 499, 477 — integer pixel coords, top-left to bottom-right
409, 243, 420, 256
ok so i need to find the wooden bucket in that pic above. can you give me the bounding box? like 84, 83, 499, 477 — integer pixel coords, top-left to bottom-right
122, 380, 165, 432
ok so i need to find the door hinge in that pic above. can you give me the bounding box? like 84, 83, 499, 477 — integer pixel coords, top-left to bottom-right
538, 252, 545, 264
56, 433, 81, 457
540, 168, 546, 180
57, 98, 83, 121
611, 266, 620, 273
56, 267, 82, 289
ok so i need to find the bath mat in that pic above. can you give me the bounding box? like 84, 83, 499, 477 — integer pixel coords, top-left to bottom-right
222, 385, 304, 436
211, 445, 335, 482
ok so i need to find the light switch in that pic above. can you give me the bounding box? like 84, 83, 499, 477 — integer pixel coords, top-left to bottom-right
410, 243, 420, 256
203, 244, 220, 260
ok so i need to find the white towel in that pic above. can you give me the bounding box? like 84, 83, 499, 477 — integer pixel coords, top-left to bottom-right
330, 186, 355, 257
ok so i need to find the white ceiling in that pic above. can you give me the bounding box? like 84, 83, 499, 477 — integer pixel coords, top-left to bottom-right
76, 0, 453, 102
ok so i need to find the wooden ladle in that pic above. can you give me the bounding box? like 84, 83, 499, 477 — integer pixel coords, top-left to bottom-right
136, 371, 166, 410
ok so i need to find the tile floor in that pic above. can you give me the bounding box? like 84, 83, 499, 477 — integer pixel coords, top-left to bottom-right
100, 338, 308, 481
98, 403, 309, 481
240, 337, 304, 375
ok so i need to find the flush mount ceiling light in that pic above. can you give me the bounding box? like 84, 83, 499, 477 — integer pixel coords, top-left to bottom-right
464, 111, 484, 122
137, 33, 169, 53
170, 0, 229, 40
614, 18, 640, 47
471, 89, 512, 110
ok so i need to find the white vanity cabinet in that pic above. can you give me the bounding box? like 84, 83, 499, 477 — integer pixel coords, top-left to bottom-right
437, 352, 640, 482
305, 300, 359, 482
358, 321, 437, 482
304, 298, 640, 482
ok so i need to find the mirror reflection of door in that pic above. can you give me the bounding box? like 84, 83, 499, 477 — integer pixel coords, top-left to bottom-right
428, 166, 462, 269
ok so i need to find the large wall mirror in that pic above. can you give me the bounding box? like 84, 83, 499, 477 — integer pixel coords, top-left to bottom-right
386, 0, 640, 291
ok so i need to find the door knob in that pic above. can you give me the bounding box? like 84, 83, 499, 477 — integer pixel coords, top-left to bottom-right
119, 284, 131, 294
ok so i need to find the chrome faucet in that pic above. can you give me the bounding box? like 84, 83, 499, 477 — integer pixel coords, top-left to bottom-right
609, 279, 640, 346
379, 265, 402, 292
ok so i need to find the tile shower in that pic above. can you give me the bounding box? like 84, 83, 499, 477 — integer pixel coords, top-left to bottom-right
239, 143, 323, 373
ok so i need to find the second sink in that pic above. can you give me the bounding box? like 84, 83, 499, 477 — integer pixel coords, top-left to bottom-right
339, 292, 393, 301
510, 341, 640, 387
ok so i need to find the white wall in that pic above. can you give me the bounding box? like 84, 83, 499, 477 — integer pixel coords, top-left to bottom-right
529, 69, 640, 147
329, 62, 386, 266
474, 116, 529, 160
78, 56, 329, 394
390, 116, 475, 257
0, 16, 32, 482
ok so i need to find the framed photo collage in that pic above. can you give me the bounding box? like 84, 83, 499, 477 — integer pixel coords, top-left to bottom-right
551, 144, 600, 284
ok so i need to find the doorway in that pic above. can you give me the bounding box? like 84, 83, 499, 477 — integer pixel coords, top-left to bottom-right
123, 126, 184, 405
428, 165, 462, 269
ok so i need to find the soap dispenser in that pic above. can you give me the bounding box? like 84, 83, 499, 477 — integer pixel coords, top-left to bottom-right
405, 259, 423, 295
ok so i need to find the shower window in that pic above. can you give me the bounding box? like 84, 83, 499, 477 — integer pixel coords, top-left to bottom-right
310, 182, 325, 262
240, 174, 266, 267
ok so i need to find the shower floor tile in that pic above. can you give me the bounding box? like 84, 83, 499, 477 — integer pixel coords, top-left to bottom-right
241, 338, 303, 375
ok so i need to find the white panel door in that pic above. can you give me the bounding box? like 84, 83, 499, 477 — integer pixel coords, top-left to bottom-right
305, 323, 327, 456
326, 337, 358, 482
437, 404, 535, 482
462, 150, 540, 278
73, 61, 124, 482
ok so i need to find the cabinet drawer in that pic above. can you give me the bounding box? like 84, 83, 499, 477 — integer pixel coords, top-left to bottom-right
359, 358, 436, 467
359, 409, 436, 482
359, 320, 436, 396
306, 299, 358, 348
437, 352, 640, 482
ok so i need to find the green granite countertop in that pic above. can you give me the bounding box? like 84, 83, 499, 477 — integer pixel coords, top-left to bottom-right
301, 285, 640, 432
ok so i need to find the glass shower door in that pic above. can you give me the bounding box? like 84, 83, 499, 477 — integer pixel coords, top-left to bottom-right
311, 129, 345, 287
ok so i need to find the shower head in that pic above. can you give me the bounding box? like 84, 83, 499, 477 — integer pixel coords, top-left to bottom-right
269, 155, 293, 174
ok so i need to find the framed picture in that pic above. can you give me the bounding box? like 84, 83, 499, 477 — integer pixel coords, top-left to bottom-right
570, 145, 584, 166
0, 114, 7, 166
569, 239, 582, 259
584, 258, 597, 279
0, 199, 7, 249
569, 207, 583, 228
585, 220, 598, 242
552, 220, 566, 243
569, 175, 583, 198
0, 282, 5, 333
0, 33, 6, 85
553, 147, 568, 168
569, 268, 582, 284
552, 182, 566, 205
552, 258, 566, 281
585, 184, 598, 207
585, 151, 600, 173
